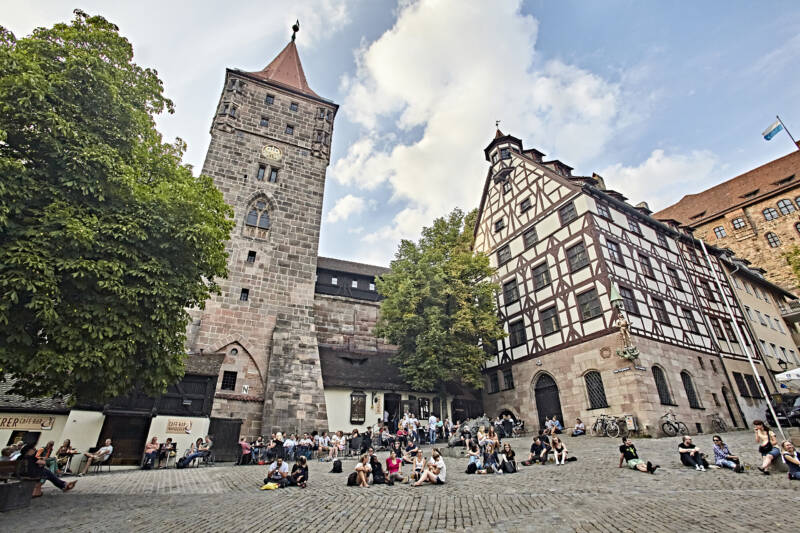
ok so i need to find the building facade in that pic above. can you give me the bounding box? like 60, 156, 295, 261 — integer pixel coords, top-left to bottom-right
475, 131, 755, 435
655, 151, 800, 293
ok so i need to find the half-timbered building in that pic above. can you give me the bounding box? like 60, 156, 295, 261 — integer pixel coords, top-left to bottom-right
475, 130, 752, 435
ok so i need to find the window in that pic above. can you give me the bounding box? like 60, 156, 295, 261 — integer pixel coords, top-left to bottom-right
584, 371, 609, 409
732, 217, 746, 230
491, 152, 498, 164
500, 148, 510, 160
681, 371, 701, 408
265, 94, 275, 105
756, 310, 767, 326
736, 322, 748, 344
627, 217, 642, 234
762, 291, 770, 304
497, 245, 512, 265
713, 226, 727, 238
732, 276, 741, 289
709, 318, 724, 339
606, 240, 624, 265
652, 366, 673, 405
638, 254, 654, 277
489, 373, 500, 394
245, 199, 271, 229
776, 319, 784, 332
239, 288, 249, 302
682, 308, 699, 333
744, 374, 763, 399
577, 289, 603, 321
619, 286, 639, 315
331, 277, 338, 285
269, 168, 278, 182
566, 242, 590, 272
541, 306, 559, 335
494, 218, 505, 232
766, 232, 781, 247
220, 371, 237, 391
723, 320, 738, 342
369, 283, 375, 291
509, 320, 526, 347
559, 202, 577, 225
745, 283, 752, 295
326, 109, 333, 122
700, 280, 716, 302
523, 226, 538, 249
657, 232, 668, 248
503, 279, 520, 304
316, 130, 323, 142
229, 105, 237, 118
763, 207, 779, 221
502, 180, 512, 194
246, 250, 256, 263
285, 124, 295, 135
796, 222, 800, 235
318, 107, 326, 119
520, 198, 532, 212
732, 372, 750, 397
697, 357, 705, 370
744, 306, 753, 320
351, 280, 358, 289
532, 262, 551, 290
256, 164, 266, 181
289, 102, 299, 112
219, 103, 229, 115
710, 359, 717, 373
350, 391, 367, 424
766, 314, 774, 329
777, 199, 795, 215
502, 368, 515, 390
260, 116, 269, 127
652, 298, 670, 324
596, 202, 611, 219
666, 267, 682, 291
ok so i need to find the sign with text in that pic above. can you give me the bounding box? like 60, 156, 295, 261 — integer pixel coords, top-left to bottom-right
166, 419, 193, 434
0, 415, 56, 430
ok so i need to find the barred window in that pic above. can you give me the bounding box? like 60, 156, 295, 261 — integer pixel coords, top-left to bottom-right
666, 267, 682, 291
657, 232, 668, 248
497, 245, 512, 265
289, 102, 299, 112
777, 199, 795, 215
627, 217, 642, 235
713, 226, 727, 238
744, 374, 763, 399
520, 198, 532, 212
558, 202, 577, 225
523, 226, 538, 249
541, 306, 559, 335
652, 298, 670, 324
638, 254, 654, 277
509, 320, 526, 347
681, 371, 701, 408
596, 202, 611, 219
502, 368, 515, 390
577, 289, 603, 321
532, 262, 551, 290
732, 372, 750, 397
503, 279, 520, 304
285, 124, 295, 135
652, 366, 673, 405
245, 199, 271, 229
682, 308, 700, 333
763, 207, 779, 221
619, 286, 639, 315
239, 288, 249, 302
732, 217, 746, 230
606, 240, 624, 265
220, 371, 237, 391
585, 371, 609, 409
567, 242, 590, 272
766, 232, 781, 248
489, 373, 500, 394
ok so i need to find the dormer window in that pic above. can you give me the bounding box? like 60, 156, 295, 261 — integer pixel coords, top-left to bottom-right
741, 189, 760, 199
500, 148, 510, 160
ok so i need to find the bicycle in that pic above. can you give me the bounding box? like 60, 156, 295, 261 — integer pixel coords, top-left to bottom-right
710, 413, 728, 433
590, 414, 620, 438
660, 409, 689, 437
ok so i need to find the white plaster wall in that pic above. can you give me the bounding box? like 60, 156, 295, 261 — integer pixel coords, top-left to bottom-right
58, 410, 106, 454
0, 412, 69, 447
145, 416, 210, 455
323, 389, 453, 433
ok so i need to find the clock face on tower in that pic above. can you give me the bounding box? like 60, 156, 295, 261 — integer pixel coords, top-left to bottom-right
262, 145, 282, 162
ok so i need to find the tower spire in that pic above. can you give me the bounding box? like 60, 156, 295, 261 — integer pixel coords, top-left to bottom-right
291, 20, 299, 42
247, 20, 319, 98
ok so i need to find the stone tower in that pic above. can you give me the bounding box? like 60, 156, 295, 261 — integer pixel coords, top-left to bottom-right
188, 29, 337, 435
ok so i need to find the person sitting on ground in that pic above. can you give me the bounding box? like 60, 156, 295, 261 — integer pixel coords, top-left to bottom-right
538, 428, 551, 446
458, 423, 472, 448
500, 442, 517, 473
477, 426, 490, 448
386, 450, 407, 484
238, 437, 252, 465
411, 450, 426, 482
678, 435, 708, 471
546, 416, 563, 436
265, 457, 290, 488
142, 436, 159, 470
353, 453, 372, 488
551, 436, 568, 465
712, 435, 743, 472
572, 418, 586, 437
369, 452, 387, 485
479, 442, 500, 474
78, 438, 113, 476
526, 436, 550, 465
290, 456, 309, 487
619, 437, 658, 474
36, 440, 57, 473
781, 440, 800, 480
753, 419, 779, 475
414, 448, 446, 486
19, 444, 76, 496
467, 443, 482, 471
56, 439, 78, 473
403, 440, 419, 463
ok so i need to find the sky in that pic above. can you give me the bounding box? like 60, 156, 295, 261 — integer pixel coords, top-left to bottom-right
3, 1, 800, 266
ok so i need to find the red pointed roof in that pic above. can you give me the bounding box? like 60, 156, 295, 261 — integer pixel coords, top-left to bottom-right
248, 40, 319, 98
494, 128, 504, 138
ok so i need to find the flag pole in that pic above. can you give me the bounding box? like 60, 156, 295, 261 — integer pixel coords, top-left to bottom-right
776, 115, 800, 150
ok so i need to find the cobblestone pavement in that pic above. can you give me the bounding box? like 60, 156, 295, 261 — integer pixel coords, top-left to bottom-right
4, 431, 799, 532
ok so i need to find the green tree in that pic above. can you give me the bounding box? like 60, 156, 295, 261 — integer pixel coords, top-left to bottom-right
374, 208, 506, 392
0, 11, 233, 403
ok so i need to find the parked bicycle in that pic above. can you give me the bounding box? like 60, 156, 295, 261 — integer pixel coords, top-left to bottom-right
660, 409, 689, 437
590, 414, 620, 438
710, 412, 728, 433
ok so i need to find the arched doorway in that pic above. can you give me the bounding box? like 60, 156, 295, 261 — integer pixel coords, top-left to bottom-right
533, 374, 563, 430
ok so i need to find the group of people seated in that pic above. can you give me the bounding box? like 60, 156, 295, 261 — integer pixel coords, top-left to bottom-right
141, 436, 179, 469
176, 436, 213, 468
349, 447, 447, 488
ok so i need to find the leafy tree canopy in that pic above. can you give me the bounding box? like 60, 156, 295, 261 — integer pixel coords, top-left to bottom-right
0, 11, 233, 403
374, 208, 506, 392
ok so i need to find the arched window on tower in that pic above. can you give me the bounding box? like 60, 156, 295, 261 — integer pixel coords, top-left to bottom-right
652, 366, 673, 405
584, 371, 609, 409
245, 200, 271, 230
681, 370, 701, 408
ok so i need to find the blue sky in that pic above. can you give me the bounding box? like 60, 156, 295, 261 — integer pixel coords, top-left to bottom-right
4, 1, 800, 266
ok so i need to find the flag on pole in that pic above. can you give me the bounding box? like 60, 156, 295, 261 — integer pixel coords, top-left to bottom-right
763, 119, 783, 141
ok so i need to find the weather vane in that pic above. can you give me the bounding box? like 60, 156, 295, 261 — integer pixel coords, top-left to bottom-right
495, 120, 501, 129
291, 20, 300, 42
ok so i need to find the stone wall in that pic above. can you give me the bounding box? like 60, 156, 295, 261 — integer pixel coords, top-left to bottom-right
313, 293, 394, 352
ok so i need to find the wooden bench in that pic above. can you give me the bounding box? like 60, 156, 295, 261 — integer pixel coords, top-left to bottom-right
0, 461, 39, 512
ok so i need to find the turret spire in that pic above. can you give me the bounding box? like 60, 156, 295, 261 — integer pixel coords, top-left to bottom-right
247, 20, 319, 98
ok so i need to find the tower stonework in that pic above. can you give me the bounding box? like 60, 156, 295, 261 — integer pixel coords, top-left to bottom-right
188, 38, 337, 435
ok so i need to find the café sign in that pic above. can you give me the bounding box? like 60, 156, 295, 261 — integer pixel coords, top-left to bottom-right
166, 419, 193, 434
0, 415, 56, 430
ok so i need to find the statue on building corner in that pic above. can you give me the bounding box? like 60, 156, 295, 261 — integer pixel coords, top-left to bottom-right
609, 282, 640, 361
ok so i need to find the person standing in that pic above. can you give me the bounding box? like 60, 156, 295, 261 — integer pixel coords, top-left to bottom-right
428, 413, 438, 445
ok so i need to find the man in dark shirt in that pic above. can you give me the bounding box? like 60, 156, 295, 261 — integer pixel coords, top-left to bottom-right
678, 435, 708, 471
526, 437, 550, 465
619, 438, 658, 474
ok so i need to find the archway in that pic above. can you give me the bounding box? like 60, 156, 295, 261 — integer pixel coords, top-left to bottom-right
533, 373, 563, 430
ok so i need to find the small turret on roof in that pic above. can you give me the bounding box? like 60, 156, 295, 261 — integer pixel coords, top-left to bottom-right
484, 129, 523, 161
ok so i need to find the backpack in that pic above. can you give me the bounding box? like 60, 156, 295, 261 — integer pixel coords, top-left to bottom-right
346, 471, 358, 486
330, 459, 342, 473
466, 462, 478, 474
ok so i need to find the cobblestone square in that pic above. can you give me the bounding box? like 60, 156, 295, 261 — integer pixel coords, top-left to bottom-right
4, 431, 799, 532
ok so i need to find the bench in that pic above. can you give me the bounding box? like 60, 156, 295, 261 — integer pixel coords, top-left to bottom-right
0, 461, 39, 512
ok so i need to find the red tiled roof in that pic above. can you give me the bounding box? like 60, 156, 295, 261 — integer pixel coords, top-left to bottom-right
248, 41, 319, 98
654, 150, 800, 225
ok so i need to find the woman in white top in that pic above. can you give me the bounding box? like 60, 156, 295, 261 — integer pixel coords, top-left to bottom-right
328, 431, 343, 460
354, 453, 372, 488
411, 450, 426, 482
414, 449, 446, 486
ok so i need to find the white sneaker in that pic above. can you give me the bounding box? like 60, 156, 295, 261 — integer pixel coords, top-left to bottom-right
699, 465, 706, 471
695, 465, 701, 471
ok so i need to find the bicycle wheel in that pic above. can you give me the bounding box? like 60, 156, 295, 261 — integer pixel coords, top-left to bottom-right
590, 421, 600, 437
605, 421, 620, 439
618, 421, 630, 438
677, 422, 690, 435
662, 422, 678, 437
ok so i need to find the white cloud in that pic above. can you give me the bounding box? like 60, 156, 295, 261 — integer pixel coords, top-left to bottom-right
330, 0, 633, 262
326, 194, 366, 223
599, 149, 721, 211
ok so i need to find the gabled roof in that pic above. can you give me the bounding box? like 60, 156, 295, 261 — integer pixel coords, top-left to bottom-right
247, 40, 319, 98
0, 380, 70, 414
654, 150, 800, 225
